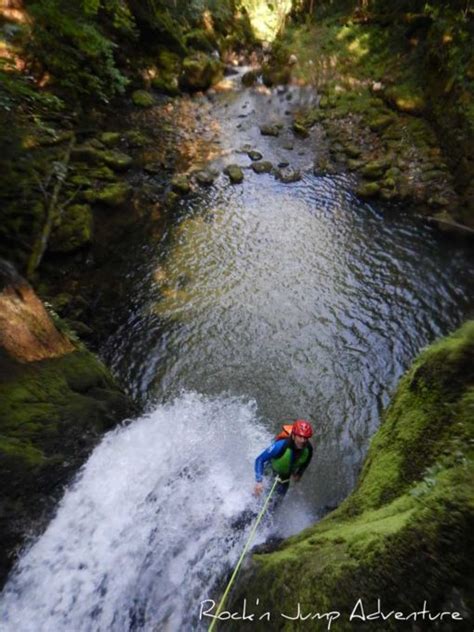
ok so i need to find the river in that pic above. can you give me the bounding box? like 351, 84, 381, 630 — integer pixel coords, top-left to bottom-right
1, 72, 473, 631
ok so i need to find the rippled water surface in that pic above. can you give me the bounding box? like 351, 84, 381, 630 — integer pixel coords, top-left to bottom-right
104, 141, 473, 508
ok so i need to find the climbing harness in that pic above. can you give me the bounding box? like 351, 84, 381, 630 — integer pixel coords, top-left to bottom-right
208, 476, 289, 632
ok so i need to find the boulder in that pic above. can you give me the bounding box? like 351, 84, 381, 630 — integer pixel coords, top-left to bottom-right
242, 70, 259, 87
179, 53, 224, 92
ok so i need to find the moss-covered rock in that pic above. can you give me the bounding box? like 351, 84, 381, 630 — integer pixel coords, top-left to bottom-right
171, 174, 191, 195
179, 53, 223, 92
131, 90, 155, 108
151, 73, 180, 96
227, 322, 474, 629
224, 164, 244, 184
357, 182, 381, 198
260, 124, 281, 137
251, 161, 273, 174
292, 121, 310, 138
276, 166, 301, 183
49, 204, 93, 253
194, 169, 218, 187
99, 132, 121, 147
101, 150, 132, 172
84, 183, 131, 207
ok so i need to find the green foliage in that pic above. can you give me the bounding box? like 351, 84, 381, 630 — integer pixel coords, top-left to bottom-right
0, 60, 62, 113
26, 0, 133, 103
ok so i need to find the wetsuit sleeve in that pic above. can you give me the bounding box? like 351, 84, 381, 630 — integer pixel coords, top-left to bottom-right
255, 440, 287, 482
294, 442, 313, 478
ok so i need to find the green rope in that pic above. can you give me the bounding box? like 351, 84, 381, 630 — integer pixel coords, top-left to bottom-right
208, 476, 288, 632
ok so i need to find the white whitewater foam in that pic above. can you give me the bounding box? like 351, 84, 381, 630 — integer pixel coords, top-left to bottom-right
0, 392, 314, 631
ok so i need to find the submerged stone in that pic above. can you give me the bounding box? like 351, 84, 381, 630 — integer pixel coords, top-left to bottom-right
277, 166, 301, 183
223, 164, 244, 184
247, 150, 263, 161
260, 124, 280, 137
251, 161, 273, 174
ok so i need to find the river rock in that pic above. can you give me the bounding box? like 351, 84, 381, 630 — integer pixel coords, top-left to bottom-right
224, 164, 244, 184
260, 124, 280, 137
247, 150, 263, 161
292, 121, 310, 138
242, 70, 259, 87
179, 53, 223, 92
195, 169, 218, 186
277, 166, 301, 183
357, 182, 380, 198
171, 175, 191, 195
251, 161, 273, 174
361, 159, 391, 179
85, 183, 132, 207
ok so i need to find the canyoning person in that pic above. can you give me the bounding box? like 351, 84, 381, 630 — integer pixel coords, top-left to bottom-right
254, 419, 314, 503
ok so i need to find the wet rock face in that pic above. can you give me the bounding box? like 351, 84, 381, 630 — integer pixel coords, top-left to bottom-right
0, 260, 133, 588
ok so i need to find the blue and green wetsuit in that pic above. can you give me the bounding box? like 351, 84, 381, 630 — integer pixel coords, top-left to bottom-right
255, 438, 313, 496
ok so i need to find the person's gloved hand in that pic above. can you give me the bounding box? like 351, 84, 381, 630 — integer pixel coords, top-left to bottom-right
254, 482, 264, 496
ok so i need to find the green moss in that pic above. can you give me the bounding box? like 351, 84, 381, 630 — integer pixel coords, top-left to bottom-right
227, 322, 474, 627
131, 89, 155, 108
49, 204, 93, 253
179, 53, 223, 92
85, 183, 131, 207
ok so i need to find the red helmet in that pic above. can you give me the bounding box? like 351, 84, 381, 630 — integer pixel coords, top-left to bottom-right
292, 419, 313, 438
